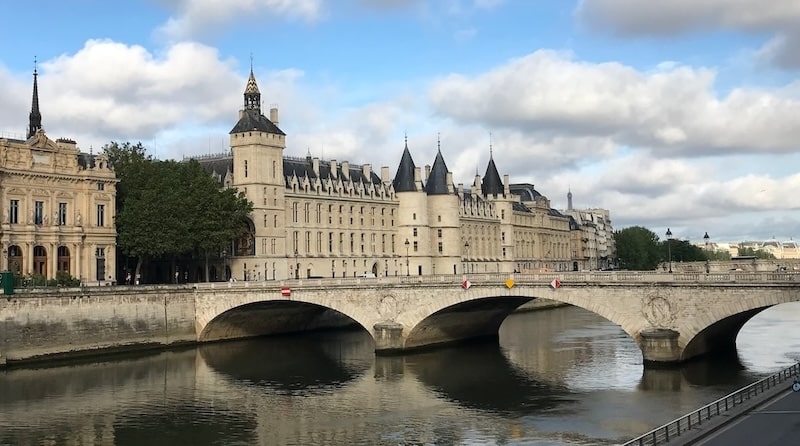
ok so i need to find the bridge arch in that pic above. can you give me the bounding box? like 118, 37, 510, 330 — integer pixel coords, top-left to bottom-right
192, 274, 800, 365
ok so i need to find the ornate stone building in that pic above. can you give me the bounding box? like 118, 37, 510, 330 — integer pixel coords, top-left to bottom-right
0, 67, 117, 283
198, 70, 589, 280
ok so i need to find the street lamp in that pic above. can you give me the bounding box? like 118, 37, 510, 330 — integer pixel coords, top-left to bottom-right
703, 231, 710, 248
404, 238, 410, 276
666, 228, 673, 273
294, 249, 299, 279
221, 249, 228, 281
464, 240, 470, 274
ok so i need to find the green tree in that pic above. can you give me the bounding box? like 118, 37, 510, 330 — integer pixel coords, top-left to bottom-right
104, 142, 253, 283
737, 246, 776, 259
614, 226, 662, 270
180, 160, 252, 280
663, 238, 708, 263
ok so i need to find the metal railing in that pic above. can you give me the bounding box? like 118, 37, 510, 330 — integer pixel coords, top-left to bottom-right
623, 362, 800, 446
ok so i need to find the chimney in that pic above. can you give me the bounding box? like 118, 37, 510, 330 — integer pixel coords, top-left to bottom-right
503, 174, 510, 194
341, 161, 350, 179
381, 166, 390, 183
270, 106, 279, 126
414, 167, 422, 188
424, 164, 431, 182
330, 160, 338, 179
446, 172, 454, 193
362, 163, 371, 179
312, 157, 320, 177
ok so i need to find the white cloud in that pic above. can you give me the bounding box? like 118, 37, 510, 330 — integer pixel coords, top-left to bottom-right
576, 0, 800, 36
429, 50, 800, 157
156, 0, 322, 41
576, 0, 800, 69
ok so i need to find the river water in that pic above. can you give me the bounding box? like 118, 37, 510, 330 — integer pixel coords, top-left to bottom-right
1, 302, 799, 446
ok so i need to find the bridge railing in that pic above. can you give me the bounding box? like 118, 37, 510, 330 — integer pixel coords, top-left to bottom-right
622, 362, 800, 446
187, 271, 800, 291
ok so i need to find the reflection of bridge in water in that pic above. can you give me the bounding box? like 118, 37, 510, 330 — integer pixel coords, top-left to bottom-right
196, 271, 800, 364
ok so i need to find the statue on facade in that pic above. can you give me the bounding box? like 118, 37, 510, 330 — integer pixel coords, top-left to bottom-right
76, 211, 82, 226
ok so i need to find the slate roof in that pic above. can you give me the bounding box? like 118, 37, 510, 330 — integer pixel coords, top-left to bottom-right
426, 149, 452, 195
509, 183, 542, 202
481, 157, 503, 196
230, 109, 285, 135
284, 156, 383, 186
392, 142, 421, 192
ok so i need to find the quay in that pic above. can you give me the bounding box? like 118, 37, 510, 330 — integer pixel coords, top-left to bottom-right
623, 362, 800, 446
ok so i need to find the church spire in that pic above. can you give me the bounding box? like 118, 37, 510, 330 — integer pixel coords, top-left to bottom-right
243, 58, 261, 115
28, 58, 42, 139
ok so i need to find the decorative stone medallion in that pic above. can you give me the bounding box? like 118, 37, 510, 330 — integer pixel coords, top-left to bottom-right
642, 294, 675, 328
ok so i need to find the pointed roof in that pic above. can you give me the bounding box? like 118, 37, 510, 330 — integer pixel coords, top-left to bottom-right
481, 156, 503, 196
426, 148, 451, 195
229, 109, 285, 135
243, 68, 261, 114
230, 68, 284, 135
392, 137, 420, 192
28, 62, 42, 139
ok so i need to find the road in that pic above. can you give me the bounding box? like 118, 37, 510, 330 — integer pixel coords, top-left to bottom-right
691, 383, 800, 446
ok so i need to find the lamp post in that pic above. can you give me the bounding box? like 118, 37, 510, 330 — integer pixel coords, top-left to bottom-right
404, 238, 410, 276
666, 228, 673, 273
294, 249, 299, 279
464, 240, 470, 274
221, 249, 228, 281
703, 231, 710, 249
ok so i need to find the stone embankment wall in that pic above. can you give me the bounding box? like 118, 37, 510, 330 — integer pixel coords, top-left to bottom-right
0, 285, 196, 366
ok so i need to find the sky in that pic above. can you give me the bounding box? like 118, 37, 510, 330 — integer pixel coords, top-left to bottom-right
1, 0, 800, 244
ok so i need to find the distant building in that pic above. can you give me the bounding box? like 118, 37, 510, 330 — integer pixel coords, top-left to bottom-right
698, 239, 800, 259
195, 69, 600, 280
557, 189, 615, 270
0, 66, 117, 283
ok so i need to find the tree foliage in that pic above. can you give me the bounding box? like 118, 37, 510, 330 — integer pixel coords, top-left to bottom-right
737, 246, 776, 259
614, 226, 663, 270
103, 142, 253, 281
662, 238, 708, 264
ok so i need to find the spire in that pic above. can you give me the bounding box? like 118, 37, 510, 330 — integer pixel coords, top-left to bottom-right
28, 57, 42, 139
243, 61, 261, 114
426, 142, 451, 195
567, 187, 573, 210
481, 141, 503, 196
392, 137, 419, 192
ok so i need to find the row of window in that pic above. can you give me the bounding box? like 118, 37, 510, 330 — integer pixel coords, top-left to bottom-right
7, 200, 105, 226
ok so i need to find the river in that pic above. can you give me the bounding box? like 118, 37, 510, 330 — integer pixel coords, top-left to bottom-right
1, 302, 798, 446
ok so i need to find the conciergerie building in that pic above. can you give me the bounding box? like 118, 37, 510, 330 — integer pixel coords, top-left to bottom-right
196, 69, 612, 281
0, 67, 117, 284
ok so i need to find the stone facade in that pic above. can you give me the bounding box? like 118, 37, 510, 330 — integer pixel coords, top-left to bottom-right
197, 70, 602, 281
0, 68, 117, 284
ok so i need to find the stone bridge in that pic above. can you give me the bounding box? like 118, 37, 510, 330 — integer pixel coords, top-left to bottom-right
2, 272, 798, 366
194, 271, 800, 365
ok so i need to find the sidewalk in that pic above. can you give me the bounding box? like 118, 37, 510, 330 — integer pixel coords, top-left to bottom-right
682, 384, 800, 446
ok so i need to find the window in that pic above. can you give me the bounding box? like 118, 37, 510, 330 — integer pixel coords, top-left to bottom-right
96, 247, 105, 258
437, 229, 442, 238
413, 241, 418, 252
413, 228, 418, 237
34, 201, 44, 225
244, 160, 248, 177
97, 182, 104, 190
9, 200, 18, 224
413, 213, 416, 220
263, 187, 267, 205
438, 242, 443, 253
96, 204, 105, 227
58, 203, 67, 225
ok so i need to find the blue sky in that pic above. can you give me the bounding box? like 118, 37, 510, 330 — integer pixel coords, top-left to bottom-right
1, 0, 800, 243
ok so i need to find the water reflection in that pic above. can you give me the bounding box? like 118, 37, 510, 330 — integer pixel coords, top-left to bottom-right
406, 340, 573, 415
198, 329, 373, 393
0, 304, 797, 446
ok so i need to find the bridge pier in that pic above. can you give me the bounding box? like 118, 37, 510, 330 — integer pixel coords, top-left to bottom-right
639, 328, 681, 365
373, 322, 405, 353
